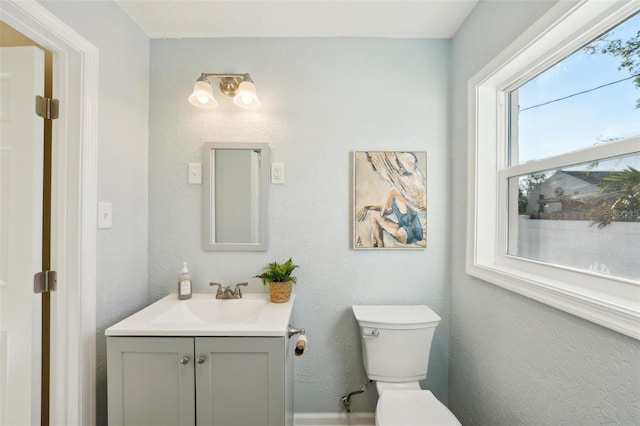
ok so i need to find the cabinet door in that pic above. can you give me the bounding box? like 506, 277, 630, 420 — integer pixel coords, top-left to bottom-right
107, 337, 195, 426
195, 337, 285, 426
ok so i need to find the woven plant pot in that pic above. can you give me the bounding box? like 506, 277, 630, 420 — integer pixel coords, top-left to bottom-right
269, 281, 293, 303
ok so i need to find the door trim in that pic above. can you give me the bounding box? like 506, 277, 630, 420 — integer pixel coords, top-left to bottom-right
0, 1, 98, 425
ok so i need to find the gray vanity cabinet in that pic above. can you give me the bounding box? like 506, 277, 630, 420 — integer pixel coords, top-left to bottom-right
107, 336, 292, 426
107, 337, 195, 426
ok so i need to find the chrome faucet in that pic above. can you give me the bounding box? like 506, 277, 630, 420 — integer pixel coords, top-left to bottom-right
209, 282, 248, 299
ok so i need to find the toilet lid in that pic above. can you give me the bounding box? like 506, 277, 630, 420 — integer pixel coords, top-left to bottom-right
376, 390, 461, 426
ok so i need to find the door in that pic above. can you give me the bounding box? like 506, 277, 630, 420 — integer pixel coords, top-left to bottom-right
106, 337, 196, 426
195, 337, 285, 426
0, 46, 45, 426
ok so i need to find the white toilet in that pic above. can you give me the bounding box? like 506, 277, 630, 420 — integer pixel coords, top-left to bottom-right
352, 305, 461, 426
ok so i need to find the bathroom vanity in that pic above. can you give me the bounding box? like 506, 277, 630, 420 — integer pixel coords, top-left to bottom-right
105, 294, 295, 426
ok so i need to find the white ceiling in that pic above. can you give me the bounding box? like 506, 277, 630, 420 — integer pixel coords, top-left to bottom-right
115, 0, 479, 39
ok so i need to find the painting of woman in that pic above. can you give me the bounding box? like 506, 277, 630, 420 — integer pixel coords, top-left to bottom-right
354, 151, 427, 249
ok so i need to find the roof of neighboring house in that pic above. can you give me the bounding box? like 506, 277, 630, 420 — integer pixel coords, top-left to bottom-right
560, 171, 612, 186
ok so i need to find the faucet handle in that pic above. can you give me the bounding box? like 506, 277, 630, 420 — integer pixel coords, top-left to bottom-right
209, 282, 223, 295
234, 282, 248, 297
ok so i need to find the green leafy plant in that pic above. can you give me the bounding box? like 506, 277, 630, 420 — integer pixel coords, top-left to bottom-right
255, 258, 299, 285
591, 166, 640, 228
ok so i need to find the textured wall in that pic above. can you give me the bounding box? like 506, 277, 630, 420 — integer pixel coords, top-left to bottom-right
38, 2, 150, 425
449, 1, 640, 425
149, 38, 451, 413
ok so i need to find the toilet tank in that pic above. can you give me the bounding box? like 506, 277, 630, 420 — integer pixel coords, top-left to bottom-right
352, 305, 441, 382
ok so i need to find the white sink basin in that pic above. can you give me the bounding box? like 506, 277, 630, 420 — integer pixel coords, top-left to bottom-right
105, 293, 294, 337
151, 298, 267, 324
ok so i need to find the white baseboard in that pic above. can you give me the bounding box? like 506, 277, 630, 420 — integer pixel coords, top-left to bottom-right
294, 412, 375, 426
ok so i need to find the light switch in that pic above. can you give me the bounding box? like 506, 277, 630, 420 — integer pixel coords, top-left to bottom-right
189, 163, 202, 184
98, 202, 112, 229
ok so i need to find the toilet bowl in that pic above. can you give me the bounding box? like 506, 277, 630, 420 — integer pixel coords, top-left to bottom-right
374, 381, 460, 426
352, 305, 461, 426
376, 390, 460, 426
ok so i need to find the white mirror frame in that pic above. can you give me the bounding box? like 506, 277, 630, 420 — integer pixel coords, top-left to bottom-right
202, 142, 269, 251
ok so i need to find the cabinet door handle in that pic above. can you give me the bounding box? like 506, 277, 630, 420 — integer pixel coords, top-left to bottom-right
180, 356, 190, 365
196, 356, 206, 364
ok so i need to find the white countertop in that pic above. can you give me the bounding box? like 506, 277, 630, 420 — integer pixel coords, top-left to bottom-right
105, 293, 295, 337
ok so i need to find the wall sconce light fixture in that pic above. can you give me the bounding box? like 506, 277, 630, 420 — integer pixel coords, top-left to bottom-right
188, 72, 261, 109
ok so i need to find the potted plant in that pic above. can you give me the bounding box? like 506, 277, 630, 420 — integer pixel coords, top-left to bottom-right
255, 258, 298, 303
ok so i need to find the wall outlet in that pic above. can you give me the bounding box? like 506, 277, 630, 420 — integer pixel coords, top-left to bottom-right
271, 163, 285, 184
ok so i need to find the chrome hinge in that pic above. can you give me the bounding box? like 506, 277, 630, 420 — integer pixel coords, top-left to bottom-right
34, 270, 57, 293
35, 95, 59, 120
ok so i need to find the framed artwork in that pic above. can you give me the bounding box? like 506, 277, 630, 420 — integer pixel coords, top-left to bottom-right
353, 151, 427, 249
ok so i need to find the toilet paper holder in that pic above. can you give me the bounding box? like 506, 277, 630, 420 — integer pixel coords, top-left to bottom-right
287, 325, 305, 338
288, 325, 307, 356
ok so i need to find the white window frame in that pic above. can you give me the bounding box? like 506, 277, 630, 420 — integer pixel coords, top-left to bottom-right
467, 0, 640, 340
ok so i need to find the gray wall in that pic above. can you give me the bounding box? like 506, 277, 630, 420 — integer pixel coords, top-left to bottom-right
38, 2, 150, 425
449, 1, 640, 425
148, 38, 451, 412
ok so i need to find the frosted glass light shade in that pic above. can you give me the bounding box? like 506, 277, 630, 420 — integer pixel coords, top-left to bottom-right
233, 80, 261, 109
188, 80, 217, 108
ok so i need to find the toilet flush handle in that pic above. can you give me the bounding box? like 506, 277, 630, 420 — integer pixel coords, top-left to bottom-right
364, 329, 379, 337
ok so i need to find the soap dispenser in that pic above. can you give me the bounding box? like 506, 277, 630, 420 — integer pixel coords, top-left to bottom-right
178, 262, 192, 300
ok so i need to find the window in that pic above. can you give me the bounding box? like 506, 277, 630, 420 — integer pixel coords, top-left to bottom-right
467, 0, 640, 339
508, 152, 639, 281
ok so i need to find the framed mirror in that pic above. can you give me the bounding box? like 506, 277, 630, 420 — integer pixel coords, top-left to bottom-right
203, 142, 269, 251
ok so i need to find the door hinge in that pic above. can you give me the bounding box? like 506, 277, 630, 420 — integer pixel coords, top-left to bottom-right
35, 95, 59, 120
34, 270, 57, 293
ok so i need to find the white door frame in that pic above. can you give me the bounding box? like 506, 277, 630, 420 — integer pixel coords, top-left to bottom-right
0, 1, 98, 425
